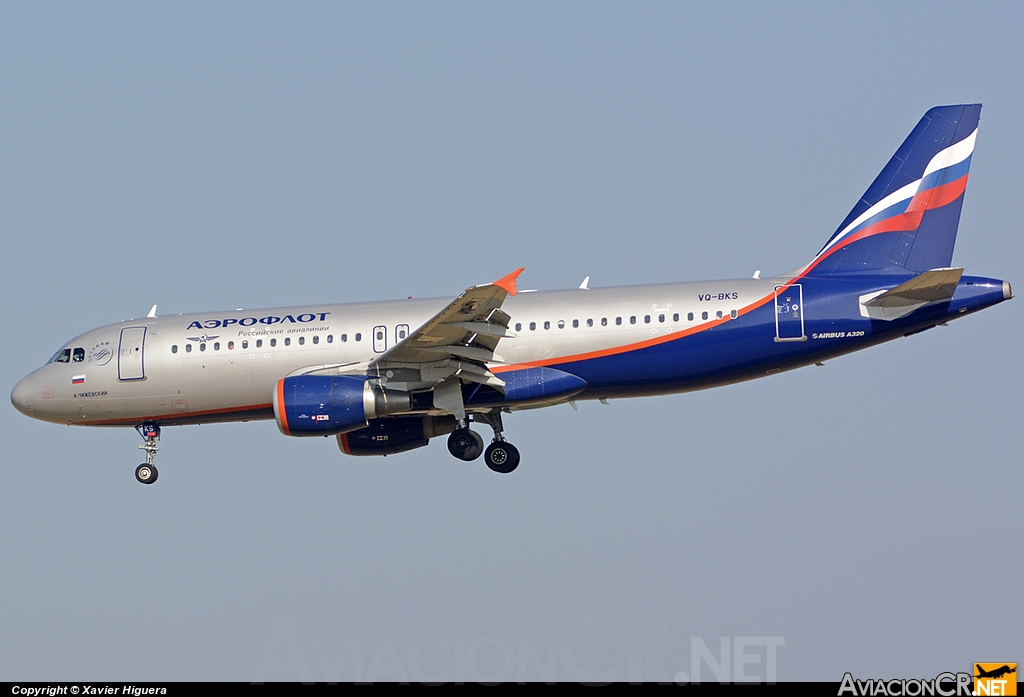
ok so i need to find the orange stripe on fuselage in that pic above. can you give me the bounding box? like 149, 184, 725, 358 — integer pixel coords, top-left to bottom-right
492, 288, 781, 373
493, 171, 967, 374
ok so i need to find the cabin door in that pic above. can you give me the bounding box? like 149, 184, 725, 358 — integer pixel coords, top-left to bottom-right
774, 284, 806, 342
118, 326, 147, 380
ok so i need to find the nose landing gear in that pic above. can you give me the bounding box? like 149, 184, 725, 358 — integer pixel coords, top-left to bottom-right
134, 423, 160, 484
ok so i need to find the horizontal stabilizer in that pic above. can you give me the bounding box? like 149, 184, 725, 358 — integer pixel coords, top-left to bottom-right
859, 268, 963, 320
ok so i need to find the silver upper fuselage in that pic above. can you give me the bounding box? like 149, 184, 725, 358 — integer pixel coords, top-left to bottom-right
12, 278, 775, 426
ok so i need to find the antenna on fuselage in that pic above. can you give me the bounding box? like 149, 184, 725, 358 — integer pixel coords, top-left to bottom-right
147, 305, 158, 318
579, 276, 590, 290
752, 270, 761, 279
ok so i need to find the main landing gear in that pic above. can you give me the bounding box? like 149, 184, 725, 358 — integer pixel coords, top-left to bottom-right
134, 422, 160, 484
446, 410, 520, 474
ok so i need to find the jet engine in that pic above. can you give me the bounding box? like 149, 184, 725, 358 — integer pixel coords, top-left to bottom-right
337, 415, 458, 456
273, 375, 411, 436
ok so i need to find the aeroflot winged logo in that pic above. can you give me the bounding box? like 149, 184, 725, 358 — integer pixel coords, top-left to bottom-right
185, 312, 331, 330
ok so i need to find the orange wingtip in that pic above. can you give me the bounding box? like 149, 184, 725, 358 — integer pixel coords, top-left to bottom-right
492, 267, 525, 296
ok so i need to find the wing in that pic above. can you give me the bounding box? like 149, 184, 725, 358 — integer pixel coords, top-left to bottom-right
368, 268, 524, 391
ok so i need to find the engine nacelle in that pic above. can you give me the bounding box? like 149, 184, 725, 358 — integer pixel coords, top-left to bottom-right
337, 415, 458, 456
273, 375, 411, 437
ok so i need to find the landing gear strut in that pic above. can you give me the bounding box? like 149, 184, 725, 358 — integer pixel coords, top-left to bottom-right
134, 422, 160, 484
476, 410, 520, 474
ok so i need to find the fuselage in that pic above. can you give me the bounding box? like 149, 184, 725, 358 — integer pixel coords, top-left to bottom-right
11, 273, 1011, 428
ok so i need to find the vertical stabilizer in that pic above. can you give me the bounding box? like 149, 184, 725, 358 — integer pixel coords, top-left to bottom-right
803, 104, 981, 276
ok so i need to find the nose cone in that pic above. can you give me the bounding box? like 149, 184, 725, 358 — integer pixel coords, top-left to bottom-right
11, 375, 34, 416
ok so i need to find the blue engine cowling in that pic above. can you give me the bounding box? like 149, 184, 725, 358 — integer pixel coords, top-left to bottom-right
337, 415, 457, 456
273, 375, 411, 437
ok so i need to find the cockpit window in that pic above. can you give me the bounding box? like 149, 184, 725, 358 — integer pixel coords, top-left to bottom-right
50, 348, 71, 364
72, 348, 85, 363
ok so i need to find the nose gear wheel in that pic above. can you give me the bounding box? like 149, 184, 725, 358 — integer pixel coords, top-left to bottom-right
134, 422, 162, 484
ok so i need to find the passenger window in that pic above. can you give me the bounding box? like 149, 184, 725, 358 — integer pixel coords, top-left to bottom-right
284, 337, 291, 346
644, 315, 651, 324
730, 310, 738, 319
312, 336, 319, 345
601, 318, 608, 326
327, 335, 333, 343
702, 311, 708, 320
530, 322, 536, 331
214, 342, 221, 350
242, 340, 248, 349
515, 323, 522, 331
298, 336, 305, 345
172, 345, 178, 354
256, 339, 263, 348
688, 312, 694, 321
73, 348, 85, 362
716, 310, 723, 319
355, 333, 361, 342
615, 317, 621, 325
341, 334, 348, 342
270, 339, 277, 347
185, 344, 192, 353
673, 313, 679, 322
659, 314, 665, 323
557, 320, 565, 329
630, 316, 637, 324
228, 341, 235, 350
200, 343, 207, 352
544, 321, 550, 330
572, 319, 579, 328
587, 319, 593, 327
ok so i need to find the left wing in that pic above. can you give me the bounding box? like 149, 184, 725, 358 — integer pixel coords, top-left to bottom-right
368, 268, 524, 391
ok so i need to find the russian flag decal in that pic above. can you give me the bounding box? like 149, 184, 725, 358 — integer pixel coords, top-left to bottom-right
72, 375, 85, 385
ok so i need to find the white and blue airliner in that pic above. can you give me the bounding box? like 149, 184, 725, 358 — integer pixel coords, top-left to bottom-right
11, 104, 1010, 483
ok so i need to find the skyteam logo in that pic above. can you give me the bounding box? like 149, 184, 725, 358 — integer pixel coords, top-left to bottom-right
88, 341, 113, 366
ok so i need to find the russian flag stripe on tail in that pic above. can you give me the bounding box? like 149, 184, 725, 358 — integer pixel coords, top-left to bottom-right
804, 104, 981, 277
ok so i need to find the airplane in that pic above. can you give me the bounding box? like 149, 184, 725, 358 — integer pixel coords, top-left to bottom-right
975, 665, 1016, 680
10, 104, 1011, 484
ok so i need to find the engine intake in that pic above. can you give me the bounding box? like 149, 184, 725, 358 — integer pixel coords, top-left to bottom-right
273, 375, 411, 436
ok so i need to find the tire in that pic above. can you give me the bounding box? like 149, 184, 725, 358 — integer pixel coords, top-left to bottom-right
135, 463, 158, 484
448, 428, 484, 461
484, 441, 520, 474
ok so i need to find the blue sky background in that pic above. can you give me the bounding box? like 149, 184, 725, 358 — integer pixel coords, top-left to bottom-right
1, 2, 1020, 682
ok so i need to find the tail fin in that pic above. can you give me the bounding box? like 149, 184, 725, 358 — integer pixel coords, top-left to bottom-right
804, 104, 981, 277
